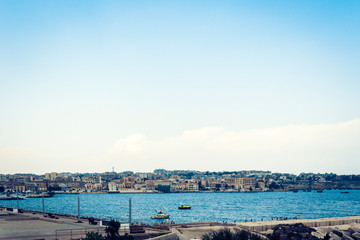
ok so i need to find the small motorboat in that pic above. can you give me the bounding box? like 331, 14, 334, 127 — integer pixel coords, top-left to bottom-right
178, 205, 191, 210
151, 210, 170, 219
341, 191, 350, 194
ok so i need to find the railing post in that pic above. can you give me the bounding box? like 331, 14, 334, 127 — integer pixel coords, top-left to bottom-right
129, 197, 132, 225
42, 193, 45, 217
77, 195, 81, 222
16, 193, 19, 210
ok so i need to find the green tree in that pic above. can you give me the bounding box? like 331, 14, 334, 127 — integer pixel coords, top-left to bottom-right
105, 220, 121, 240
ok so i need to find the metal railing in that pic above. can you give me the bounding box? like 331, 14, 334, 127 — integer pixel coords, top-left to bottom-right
55, 227, 106, 240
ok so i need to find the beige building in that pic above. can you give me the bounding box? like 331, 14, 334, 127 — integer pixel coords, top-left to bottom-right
235, 178, 256, 191
108, 181, 120, 192
45, 172, 61, 180
235, 178, 255, 186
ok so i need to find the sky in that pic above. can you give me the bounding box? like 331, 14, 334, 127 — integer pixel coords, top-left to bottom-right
0, 1, 359, 175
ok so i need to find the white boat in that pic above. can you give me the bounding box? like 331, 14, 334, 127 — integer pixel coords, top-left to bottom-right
151, 210, 170, 219
26, 193, 53, 198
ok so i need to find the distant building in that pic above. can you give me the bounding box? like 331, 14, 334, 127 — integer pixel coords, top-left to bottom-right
157, 181, 171, 193
108, 181, 119, 192
188, 182, 199, 192
235, 178, 255, 191
45, 172, 61, 181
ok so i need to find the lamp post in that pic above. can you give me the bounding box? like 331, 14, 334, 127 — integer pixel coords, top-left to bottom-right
77, 195, 81, 222
16, 192, 19, 210
129, 198, 132, 225
42, 193, 45, 217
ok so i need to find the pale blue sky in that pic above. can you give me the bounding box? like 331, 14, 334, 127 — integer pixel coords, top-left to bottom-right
0, 1, 359, 174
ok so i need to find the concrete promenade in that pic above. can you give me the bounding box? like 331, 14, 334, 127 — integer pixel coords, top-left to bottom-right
0, 210, 106, 240
0, 207, 170, 240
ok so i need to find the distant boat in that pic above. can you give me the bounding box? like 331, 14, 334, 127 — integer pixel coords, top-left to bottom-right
0, 193, 25, 200
341, 191, 350, 194
317, 190, 323, 193
151, 210, 170, 219
0, 196, 25, 201
26, 193, 53, 198
178, 205, 191, 209
292, 190, 298, 193
108, 191, 120, 194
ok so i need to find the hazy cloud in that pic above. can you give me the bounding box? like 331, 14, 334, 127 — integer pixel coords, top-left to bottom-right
101, 119, 360, 174
1, 119, 359, 174
0, 147, 46, 173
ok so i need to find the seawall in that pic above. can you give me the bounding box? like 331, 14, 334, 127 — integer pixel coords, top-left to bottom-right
237, 216, 360, 232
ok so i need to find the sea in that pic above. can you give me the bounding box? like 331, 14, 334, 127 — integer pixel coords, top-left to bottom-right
1, 190, 360, 224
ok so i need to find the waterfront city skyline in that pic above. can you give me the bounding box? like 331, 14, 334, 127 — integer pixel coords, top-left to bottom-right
1, 1, 360, 175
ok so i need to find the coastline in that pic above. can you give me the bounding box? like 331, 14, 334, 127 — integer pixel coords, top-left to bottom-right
53, 188, 360, 195
2, 189, 358, 198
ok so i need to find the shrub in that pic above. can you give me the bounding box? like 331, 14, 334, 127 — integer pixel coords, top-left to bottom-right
86, 231, 103, 240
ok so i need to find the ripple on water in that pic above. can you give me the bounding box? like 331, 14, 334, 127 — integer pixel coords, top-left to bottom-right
1, 190, 359, 223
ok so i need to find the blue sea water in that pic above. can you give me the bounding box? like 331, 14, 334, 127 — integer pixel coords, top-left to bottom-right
1, 190, 360, 224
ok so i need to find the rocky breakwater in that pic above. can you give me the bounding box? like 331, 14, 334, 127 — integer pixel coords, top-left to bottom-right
266, 223, 360, 240
314, 223, 360, 240
267, 223, 319, 240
